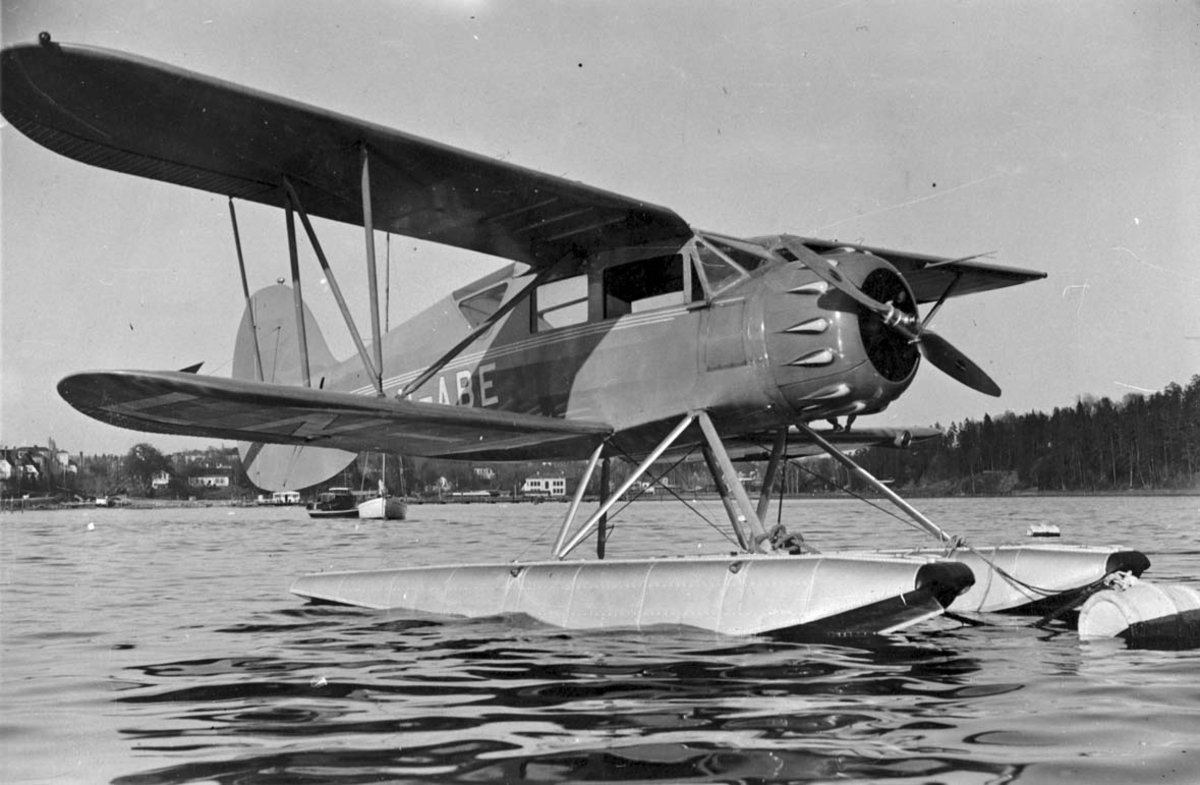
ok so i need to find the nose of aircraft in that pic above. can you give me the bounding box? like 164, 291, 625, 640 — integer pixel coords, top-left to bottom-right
761, 249, 920, 421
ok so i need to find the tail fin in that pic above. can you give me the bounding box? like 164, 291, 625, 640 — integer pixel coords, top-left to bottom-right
234, 285, 356, 492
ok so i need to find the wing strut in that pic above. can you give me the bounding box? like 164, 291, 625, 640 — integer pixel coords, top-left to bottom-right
283, 178, 383, 396
284, 197, 312, 387
228, 198, 264, 382
360, 145, 384, 395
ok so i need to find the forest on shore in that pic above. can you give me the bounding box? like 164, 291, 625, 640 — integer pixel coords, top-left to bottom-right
848, 376, 1200, 495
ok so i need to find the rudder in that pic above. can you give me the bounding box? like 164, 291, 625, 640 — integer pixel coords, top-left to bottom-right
234, 285, 356, 491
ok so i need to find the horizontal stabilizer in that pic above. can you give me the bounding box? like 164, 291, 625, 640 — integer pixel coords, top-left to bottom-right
58, 370, 612, 460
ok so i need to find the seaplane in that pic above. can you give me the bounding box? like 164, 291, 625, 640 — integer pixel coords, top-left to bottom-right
3, 33, 1159, 640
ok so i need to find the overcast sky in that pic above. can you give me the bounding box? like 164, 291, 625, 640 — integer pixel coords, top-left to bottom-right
2, 0, 1198, 455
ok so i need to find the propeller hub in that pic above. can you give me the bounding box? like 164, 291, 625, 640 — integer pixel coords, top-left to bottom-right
857, 266, 920, 383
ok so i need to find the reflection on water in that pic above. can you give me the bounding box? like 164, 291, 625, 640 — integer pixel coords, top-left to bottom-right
2, 497, 1198, 783
109, 614, 1020, 784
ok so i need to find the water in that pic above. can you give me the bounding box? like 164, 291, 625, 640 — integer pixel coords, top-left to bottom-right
2, 496, 1197, 783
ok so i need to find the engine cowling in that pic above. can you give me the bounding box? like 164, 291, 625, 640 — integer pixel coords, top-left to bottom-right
761, 248, 920, 421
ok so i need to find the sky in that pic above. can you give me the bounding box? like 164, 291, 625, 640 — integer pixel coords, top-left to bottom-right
2, 0, 1198, 455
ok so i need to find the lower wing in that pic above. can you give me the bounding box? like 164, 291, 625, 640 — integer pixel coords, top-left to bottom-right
726, 426, 941, 461
59, 370, 611, 460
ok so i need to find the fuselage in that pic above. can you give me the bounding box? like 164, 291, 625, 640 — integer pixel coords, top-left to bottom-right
322, 233, 921, 458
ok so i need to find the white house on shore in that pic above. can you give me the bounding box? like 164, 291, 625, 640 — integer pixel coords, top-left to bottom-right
521, 476, 566, 496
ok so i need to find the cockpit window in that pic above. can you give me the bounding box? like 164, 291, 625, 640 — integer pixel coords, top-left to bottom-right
705, 237, 771, 273
457, 284, 507, 329
603, 254, 686, 318
534, 274, 588, 331
695, 240, 747, 296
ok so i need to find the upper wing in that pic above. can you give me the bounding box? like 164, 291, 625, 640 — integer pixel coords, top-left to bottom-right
785, 237, 1046, 302
0, 38, 692, 268
59, 370, 611, 460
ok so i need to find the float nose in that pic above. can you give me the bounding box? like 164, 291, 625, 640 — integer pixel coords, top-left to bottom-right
916, 561, 976, 610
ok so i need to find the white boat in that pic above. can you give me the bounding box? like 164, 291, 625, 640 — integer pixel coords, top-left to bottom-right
357, 494, 407, 520
356, 478, 407, 520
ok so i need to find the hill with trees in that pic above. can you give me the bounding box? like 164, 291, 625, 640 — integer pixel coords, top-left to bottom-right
849, 376, 1199, 494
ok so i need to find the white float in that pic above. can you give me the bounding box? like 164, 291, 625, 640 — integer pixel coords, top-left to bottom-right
1078, 578, 1200, 645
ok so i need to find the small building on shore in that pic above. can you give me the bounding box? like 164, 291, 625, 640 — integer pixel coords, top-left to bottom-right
522, 476, 566, 497
188, 474, 230, 489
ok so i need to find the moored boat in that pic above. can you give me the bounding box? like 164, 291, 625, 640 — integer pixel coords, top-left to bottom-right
357, 494, 407, 520
306, 487, 358, 519
356, 478, 407, 520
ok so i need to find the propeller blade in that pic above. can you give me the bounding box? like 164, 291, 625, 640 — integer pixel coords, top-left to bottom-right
918, 330, 1001, 397
779, 237, 892, 315
780, 236, 1001, 397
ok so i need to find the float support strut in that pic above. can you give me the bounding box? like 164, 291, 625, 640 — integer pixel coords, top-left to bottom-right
756, 427, 788, 525
556, 413, 696, 559
554, 442, 605, 557
700, 443, 748, 550
697, 411, 770, 552
796, 422, 953, 544
597, 458, 611, 559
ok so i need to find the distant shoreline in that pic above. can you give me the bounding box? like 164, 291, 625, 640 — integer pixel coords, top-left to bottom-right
3, 486, 1196, 512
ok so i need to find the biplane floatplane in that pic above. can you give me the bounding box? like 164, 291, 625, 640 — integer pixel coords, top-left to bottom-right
3, 34, 1152, 639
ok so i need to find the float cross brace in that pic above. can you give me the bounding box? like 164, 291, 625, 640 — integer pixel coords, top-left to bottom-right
552, 411, 774, 559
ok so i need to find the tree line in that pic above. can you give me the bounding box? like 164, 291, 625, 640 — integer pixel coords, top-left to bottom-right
848, 376, 1200, 494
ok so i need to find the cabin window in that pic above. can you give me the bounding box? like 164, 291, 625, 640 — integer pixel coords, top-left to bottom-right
602, 254, 687, 318
457, 284, 507, 329
534, 274, 588, 331
704, 237, 771, 273
695, 241, 747, 296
